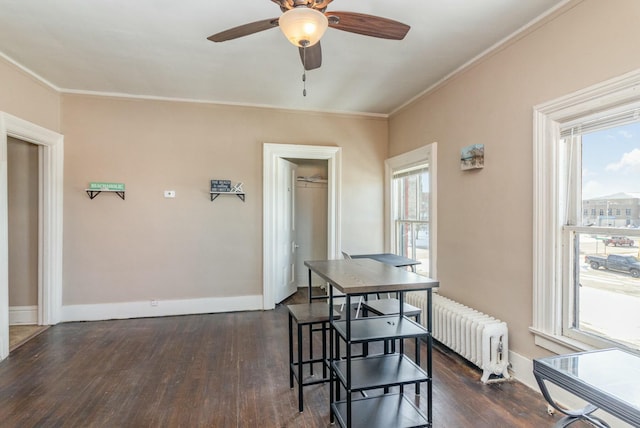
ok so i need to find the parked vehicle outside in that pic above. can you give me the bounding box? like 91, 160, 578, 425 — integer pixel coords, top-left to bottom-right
603, 236, 635, 247
585, 254, 640, 278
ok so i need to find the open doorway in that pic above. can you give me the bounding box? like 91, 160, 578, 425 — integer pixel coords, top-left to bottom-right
287, 158, 328, 290
0, 112, 64, 361
7, 137, 46, 351
262, 143, 341, 309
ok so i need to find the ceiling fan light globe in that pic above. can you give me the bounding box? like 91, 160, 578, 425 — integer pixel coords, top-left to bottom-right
279, 7, 328, 47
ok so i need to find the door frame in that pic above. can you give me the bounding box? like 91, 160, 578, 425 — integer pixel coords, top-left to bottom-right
0, 112, 63, 360
263, 143, 341, 309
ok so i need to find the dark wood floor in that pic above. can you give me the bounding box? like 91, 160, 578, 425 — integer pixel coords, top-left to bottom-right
0, 291, 588, 427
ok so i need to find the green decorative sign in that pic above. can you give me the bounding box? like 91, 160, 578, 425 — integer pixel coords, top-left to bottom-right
89, 182, 125, 191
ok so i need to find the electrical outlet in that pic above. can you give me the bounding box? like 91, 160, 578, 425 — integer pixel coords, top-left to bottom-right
164, 190, 175, 198
150, 299, 158, 307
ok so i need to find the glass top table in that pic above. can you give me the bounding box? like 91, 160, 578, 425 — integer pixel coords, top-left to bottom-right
533, 348, 640, 427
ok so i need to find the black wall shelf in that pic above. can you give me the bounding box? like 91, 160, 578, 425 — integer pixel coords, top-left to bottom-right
210, 192, 245, 202
86, 189, 125, 200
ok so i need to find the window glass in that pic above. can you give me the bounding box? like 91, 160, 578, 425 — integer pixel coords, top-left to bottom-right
574, 121, 640, 349
393, 166, 430, 277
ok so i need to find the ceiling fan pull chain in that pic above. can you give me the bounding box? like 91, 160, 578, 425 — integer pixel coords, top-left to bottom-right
302, 45, 307, 96
302, 72, 307, 97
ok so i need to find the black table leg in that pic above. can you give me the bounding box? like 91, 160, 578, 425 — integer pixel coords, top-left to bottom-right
288, 312, 293, 389
297, 322, 303, 412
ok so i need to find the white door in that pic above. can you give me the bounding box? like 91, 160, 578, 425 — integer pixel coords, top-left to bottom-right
274, 158, 297, 303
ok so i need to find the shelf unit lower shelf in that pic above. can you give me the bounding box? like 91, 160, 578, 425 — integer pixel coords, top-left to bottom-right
332, 353, 428, 391
331, 393, 429, 428
332, 315, 427, 343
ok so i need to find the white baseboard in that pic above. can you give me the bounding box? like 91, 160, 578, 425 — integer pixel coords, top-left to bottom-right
509, 350, 631, 427
9, 305, 37, 325
61, 295, 263, 322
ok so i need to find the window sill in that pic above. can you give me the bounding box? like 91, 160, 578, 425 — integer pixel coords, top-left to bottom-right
529, 327, 597, 355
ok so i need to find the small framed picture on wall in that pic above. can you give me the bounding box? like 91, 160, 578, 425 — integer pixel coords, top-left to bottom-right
460, 144, 484, 170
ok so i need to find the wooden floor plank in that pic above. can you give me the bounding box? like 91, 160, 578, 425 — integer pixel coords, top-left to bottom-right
0, 292, 592, 427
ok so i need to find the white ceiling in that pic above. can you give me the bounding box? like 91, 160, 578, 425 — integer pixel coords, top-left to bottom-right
0, 0, 567, 116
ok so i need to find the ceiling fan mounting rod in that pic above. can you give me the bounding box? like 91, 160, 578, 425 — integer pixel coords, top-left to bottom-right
273, 0, 333, 13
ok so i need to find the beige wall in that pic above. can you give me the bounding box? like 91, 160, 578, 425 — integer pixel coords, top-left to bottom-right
0, 57, 60, 132
7, 137, 39, 307
388, 0, 640, 359
61, 94, 387, 305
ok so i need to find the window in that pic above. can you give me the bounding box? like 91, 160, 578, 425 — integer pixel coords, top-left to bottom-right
534, 70, 640, 354
385, 145, 437, 278
569, 120, 640, 350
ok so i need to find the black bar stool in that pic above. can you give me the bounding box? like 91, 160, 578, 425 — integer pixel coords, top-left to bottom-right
287, 302, 341, 412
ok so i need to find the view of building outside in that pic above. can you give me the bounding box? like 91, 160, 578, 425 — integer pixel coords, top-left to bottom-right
577, 121, 640, 349
582, 193, 640, 227
393, 166, 430, 277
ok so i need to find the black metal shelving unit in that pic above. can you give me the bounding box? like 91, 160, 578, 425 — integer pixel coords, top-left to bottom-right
330, 295, 432, 428
304, 259, 438, 428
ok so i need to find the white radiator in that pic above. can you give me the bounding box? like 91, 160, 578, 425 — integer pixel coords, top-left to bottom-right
406, 292, 510, 383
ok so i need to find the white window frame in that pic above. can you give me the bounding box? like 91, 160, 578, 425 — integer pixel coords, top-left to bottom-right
532, 70, 640, 354
385, 144, 437, 279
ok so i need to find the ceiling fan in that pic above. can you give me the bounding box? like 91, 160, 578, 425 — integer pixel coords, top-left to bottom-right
207, 0, 410, 71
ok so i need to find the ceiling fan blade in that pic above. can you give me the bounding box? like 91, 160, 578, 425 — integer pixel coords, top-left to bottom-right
327, 12, 410, 40
298, 42, 322, 71
207, 18, 279, 42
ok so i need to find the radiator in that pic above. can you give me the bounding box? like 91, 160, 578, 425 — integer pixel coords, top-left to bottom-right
406, 292, 510, 383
